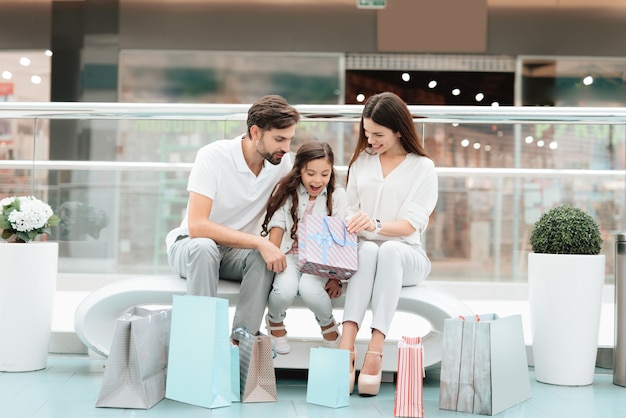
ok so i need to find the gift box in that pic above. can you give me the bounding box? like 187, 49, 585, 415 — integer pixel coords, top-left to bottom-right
298, 215, 358, 280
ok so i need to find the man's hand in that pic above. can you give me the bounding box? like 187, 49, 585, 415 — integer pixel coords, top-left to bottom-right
258, 238, 287, 273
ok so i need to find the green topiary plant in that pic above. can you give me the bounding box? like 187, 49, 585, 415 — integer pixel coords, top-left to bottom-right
530, 204, 602, 255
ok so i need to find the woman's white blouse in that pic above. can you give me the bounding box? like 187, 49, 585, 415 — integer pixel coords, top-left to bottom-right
346, 151, 438, 246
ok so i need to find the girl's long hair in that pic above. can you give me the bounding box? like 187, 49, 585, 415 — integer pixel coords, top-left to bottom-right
261, 141, 336, 242
347, 92, 431, 182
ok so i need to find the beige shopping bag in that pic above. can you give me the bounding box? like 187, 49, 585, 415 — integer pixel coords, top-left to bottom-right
96, 306, 171, 409
439, 313, 531, 415
235, 329, 277, 403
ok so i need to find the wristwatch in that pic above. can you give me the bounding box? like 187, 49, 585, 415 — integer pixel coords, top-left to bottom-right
373, 218, 382, 234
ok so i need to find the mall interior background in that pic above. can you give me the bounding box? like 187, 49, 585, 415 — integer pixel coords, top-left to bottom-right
0, 0, 625, 286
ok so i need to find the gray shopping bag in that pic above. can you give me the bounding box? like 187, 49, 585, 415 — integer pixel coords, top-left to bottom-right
439, 313, 531, 415
96, 306, 171, 409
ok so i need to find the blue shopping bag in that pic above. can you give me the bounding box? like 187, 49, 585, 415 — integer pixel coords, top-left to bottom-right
165, 295, 232, 409
230, 343, 240, 402
306, 347, 350, 408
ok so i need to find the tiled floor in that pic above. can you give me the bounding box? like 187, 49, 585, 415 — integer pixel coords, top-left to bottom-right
1, 355, 626, 418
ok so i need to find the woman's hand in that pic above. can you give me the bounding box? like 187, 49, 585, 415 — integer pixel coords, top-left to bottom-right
346, 210, 375, 234
325, 279, 343, 299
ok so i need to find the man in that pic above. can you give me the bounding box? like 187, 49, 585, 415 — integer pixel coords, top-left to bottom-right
166, 95, 300, 339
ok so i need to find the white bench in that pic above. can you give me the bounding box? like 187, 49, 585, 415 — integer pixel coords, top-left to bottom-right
74, 275, 473, 371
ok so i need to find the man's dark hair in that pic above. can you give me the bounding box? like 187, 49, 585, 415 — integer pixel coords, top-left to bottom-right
246, 95, 300, 135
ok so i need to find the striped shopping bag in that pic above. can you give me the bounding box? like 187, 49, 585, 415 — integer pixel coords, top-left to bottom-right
394, 336, 424, 417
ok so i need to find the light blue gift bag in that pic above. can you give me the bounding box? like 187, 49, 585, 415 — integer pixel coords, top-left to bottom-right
230, 343, 240, 402
165, 295, 232, 409
306, 347, 350, 408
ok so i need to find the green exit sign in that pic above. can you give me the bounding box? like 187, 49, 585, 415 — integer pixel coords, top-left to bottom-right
357, 0, 386, 9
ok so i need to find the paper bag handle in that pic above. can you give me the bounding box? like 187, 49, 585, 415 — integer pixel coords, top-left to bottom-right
458, 314, 481, 322
323, 216, 348, 247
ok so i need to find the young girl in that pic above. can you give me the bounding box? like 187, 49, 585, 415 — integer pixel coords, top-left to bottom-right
261, 141, 347, 354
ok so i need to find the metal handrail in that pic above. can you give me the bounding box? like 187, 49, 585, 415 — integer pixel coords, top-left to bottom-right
1, 160, 624, 179
2, 102, 626, 124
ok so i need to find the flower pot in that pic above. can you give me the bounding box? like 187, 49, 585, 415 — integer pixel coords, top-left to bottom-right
0, 241, 58, 372
528, 252, 605, 386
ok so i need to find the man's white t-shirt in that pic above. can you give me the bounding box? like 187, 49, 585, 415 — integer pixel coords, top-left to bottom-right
165, 134, 292, 251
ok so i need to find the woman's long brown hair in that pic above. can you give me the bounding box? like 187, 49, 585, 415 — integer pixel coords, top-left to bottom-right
347, 92, 431, 183
261, 141, 336, 242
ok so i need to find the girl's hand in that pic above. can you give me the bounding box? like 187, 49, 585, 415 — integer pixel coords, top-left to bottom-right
346, 210, 375, 234
325, 279, 343, 299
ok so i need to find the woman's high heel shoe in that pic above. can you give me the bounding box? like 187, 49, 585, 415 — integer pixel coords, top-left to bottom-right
358, 351, 383, 397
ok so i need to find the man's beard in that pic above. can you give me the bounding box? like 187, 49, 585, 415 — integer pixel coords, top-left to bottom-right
258, 150, 284, 166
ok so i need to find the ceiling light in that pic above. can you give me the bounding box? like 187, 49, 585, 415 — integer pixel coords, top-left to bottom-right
31, 75, 42, 84
401, 72, 410, 82
537, 140, 545, 147
473, 142, 481, 150
475, 93, 484, 102
356, 93, 365, 103
428, 80, 437, 89
583, 75, 593, 86
549, 141, 558, 150
44, 50, 53, 57
491, 102, 500, 107
452, 88, 461, 96
525, 136, 534, 144
19, 57, 31, 67
461, 139, 470, 147
1, 71, 12, 80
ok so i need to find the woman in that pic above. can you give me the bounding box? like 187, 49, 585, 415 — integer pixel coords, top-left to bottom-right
340, 92, 438, 396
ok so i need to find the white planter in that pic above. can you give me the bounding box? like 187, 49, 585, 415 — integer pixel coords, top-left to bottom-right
528, 252, 605, 386
0, 241, 58, 372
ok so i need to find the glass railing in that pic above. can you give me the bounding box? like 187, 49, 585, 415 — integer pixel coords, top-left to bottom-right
1, 103, 624, 287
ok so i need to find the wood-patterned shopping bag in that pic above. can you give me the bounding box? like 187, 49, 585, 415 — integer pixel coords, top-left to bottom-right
439, 314, 531, 415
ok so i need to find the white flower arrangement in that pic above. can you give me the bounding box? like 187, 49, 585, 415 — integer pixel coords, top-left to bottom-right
0, 196, 60, 243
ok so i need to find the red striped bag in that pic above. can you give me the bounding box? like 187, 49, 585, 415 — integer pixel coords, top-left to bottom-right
394, 336, 424, 417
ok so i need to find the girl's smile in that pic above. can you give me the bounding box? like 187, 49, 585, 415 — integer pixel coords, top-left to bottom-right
301, 158, 332, 199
